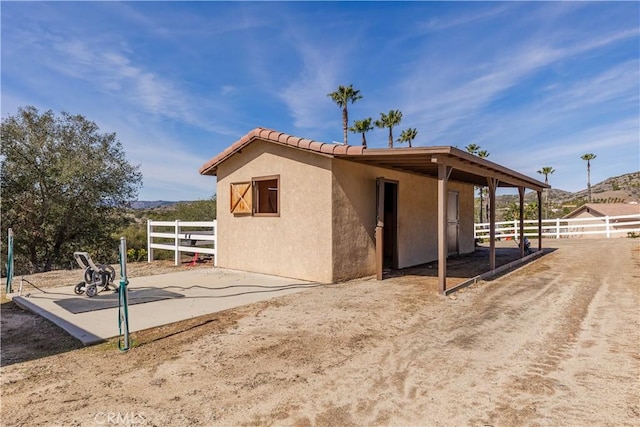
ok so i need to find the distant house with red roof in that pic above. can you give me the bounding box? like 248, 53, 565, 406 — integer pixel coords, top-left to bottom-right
563, 203, 640, 238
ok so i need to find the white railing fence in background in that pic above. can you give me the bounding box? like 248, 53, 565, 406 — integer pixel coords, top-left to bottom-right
474, 214, 640, 240
147, 220, 217, 266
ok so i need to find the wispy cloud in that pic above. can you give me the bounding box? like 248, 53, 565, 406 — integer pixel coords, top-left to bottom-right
401, 26, 640, 145
421, 4, 513, 32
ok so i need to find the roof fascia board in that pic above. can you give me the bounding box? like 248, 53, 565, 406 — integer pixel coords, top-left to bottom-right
447, 147, 549, 190
431, 154, 546, 191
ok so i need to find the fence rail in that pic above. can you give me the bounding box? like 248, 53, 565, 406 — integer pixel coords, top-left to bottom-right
147, 220, 217, 266
474, 214, 640, 240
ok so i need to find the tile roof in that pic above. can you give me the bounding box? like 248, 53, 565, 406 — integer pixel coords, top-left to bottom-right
199, 127, 364, 175
199, 127, 548, 191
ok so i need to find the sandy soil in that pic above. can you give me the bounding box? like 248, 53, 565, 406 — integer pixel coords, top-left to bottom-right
1, 239, 639, 426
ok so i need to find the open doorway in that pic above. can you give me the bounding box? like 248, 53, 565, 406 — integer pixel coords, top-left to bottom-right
382, 181, 398, 269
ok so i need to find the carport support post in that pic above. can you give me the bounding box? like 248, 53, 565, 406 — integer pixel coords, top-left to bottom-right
487, 178, 498, 271
537, 191, 543, 251
437, 164, 452, 294
518, 186, 525, 258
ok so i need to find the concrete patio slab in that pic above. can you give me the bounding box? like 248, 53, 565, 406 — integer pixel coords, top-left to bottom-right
9, 268, 319, 345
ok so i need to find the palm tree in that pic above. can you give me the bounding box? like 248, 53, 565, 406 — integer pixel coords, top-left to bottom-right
465, 144, 480, 155
581, 153, 597, 202
397, 128, 418, 148
537, 166, 555, 219
327, 84, 362, 145
349, 118, 373, 148
477, 150, 490, 222
375, 110, 403, 148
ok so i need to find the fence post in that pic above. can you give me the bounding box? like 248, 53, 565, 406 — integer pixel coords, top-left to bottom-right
556, 218, 560, 239
174, 219, 180, 266
213, 220, 218, 267
147, 220, 153, 262
605, 216, 610, 238
514, 220, 518, 240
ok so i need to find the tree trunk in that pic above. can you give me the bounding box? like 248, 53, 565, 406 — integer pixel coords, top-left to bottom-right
361, 133, 367, 148
587, 161, 592, 203
342, 107, 348, 145
388, 128, 393, 148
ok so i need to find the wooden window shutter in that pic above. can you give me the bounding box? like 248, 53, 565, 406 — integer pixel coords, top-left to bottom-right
230, 182, 252, 214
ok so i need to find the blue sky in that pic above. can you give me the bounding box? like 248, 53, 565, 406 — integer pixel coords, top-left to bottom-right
2, 1, 639, 201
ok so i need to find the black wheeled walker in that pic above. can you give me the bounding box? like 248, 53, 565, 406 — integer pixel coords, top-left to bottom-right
73, 252, 118, 297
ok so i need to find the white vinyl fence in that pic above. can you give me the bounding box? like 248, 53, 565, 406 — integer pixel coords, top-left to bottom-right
474, 214, 640, 240
147, 220, 217, 266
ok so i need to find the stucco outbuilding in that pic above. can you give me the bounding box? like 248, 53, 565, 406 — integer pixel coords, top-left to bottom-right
200, 128, 549, 294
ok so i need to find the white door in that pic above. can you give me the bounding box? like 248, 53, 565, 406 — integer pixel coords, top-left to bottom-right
447, 191, 459, 255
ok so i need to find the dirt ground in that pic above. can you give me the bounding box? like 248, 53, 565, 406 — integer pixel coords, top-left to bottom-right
0, 259, 213, 366
1, 239, 639, 426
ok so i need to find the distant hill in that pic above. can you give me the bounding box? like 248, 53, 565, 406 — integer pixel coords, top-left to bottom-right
482, 171, 639, 220
129, 200, 179, 210
566, 171, 640, 203
495, 171, 640, 203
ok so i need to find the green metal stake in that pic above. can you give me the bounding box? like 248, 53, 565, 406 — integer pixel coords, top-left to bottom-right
6, 228, 14, 294
118, 237, 130, 352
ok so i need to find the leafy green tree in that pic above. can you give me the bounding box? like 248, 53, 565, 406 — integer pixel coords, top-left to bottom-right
171, 197, 217, 221
327, 84, 362, 145
375, 110, 403, 148
349, 118, 373, 148
504, 201, 539, 222
397, 128, 418, 148
581, 153, 597, 203
1, 106, 142, 272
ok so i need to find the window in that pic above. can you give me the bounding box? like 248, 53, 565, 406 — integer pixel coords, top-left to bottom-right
253, 176, 279, 216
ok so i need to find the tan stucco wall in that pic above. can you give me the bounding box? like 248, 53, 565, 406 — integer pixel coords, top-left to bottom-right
214, 142, 475, 283
331, 159, 475, 281
216, 140, 334, 282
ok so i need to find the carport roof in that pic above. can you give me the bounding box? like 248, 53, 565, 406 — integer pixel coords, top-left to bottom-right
200, 127, 549, 191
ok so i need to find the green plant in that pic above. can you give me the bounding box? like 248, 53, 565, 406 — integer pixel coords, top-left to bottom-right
1, 106, 142, 273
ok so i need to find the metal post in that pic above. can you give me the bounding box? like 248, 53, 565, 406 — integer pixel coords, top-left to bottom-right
118, 237, 130, 352
6, 228, 14, 293
605, 216, 610, 238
